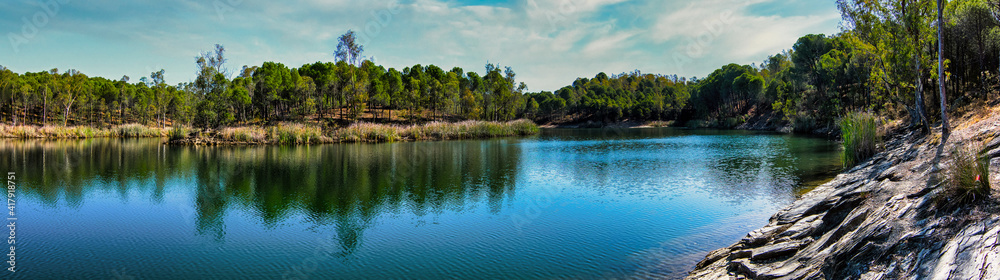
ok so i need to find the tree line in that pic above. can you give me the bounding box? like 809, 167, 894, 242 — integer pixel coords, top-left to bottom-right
526, 0, 1000, 131
2, 0, 998, 130
0, 31, 530, 128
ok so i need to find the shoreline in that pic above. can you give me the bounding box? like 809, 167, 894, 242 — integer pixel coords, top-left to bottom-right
538, 114, 843, 139
167, 120, 540, 146
0, 120, 541, 145
0, 124, 171, 139
685, 109, 1000, 279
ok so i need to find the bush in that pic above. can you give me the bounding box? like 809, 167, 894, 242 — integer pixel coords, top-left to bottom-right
169, 126, 190, 141
840, 112, 881, 167
112, 124, 164, 138
270, 123, 327, 144
947, 143, 991, 201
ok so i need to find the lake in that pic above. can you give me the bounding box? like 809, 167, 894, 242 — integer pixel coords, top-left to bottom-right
1, 128, 842, 279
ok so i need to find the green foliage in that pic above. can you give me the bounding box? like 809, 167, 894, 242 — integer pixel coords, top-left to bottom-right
527, 71, 689, 122
112, 123, 164, 138
3, 11, 998, 135
271, 123, 326, 144
169, 126, 190, 141
840, 112, 882, 167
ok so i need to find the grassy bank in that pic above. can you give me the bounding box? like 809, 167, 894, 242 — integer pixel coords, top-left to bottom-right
174, 123, 332, 145
2, 120, 540, 145
335, 119, 540, 143
0, 124, 171, 139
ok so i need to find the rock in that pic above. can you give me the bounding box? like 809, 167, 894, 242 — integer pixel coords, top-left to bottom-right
988, 147, 1000, 159
686, 114, 1000, 280
778, 214, 823, 239
695, 247, 731, 269
741, 225, 788, 247
728, 259, 760, 279
774, 195, 837, 225
751, 241, 808, 261
986, 136, 1000, 152
757, 262, 801, 280
729, 249, 752, 260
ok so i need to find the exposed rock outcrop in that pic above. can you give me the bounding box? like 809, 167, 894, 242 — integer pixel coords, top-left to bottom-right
686, 114, 1000, 280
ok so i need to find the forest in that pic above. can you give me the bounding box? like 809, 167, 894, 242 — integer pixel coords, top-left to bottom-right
532, 0, 1000, 131
1, 0, 999, 132
0, 31, 529, 129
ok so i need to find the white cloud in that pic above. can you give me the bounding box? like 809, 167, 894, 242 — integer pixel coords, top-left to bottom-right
0, 0, 842, 91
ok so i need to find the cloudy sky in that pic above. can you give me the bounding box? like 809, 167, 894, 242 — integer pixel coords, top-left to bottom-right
0, 0, 841, 91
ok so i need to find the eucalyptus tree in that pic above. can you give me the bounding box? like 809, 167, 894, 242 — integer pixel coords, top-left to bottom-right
938, 0, 949, 134
838, 0, 936, 130
56, 69, 88, 126
335, 30, 365, 66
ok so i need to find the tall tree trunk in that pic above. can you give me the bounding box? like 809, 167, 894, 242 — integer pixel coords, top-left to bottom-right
916, 54, 930, 132
43, 88, 48, 126
938, 0, 950, 135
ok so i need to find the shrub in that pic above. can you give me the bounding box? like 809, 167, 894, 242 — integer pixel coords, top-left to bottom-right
270, 123, 327, 144
947, 143, 991, 201
169, 126, 190, 141
112, 124, 163, 138
840, 112, 882, 167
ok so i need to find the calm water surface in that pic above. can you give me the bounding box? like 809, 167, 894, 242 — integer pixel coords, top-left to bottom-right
1, 128, 841, 279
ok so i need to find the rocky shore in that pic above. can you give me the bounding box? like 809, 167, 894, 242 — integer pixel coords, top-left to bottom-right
686, 112, 1000, 279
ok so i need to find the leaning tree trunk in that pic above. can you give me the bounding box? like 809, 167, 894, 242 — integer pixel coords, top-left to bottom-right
938, 0, 950, 135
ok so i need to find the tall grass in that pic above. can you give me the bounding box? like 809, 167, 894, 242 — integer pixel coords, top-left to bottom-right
111, 124, 165, 138
947, 143, 991, 201
840, 112, 882, 167
647, 120, 674, 128
219, 127, 268, 143
212, 123, 329, 144
169, 126, 191, 141
271, 123, 328, 144
0, 124, 168, 139
336, 119, 540, 143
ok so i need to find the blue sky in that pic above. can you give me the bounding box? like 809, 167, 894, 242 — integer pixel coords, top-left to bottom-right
0, 0, 841, 91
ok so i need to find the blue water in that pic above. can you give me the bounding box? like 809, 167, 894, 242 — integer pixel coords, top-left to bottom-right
1, 128, 841, 279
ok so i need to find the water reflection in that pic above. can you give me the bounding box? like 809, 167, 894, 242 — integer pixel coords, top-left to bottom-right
1, 139, 521, 255
0, 129, 842, 279
532, 129, 841, 203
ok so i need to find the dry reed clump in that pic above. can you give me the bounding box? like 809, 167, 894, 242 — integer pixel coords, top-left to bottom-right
335, 119, 540, 143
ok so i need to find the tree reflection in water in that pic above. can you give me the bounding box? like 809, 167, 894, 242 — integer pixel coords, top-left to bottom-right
0, 138, 522, 255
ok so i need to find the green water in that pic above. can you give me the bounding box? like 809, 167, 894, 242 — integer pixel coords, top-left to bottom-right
0, 128, 841, 279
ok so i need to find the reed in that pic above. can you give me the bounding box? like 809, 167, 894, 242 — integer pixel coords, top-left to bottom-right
270, 123, 328, 144
169, 126, 191, 141
336, 119, 540, 143
111, 124, 166, 138
840, 112, 882, 167
647, 120, 674, 128
219, 127, 269, 143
